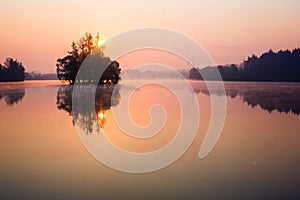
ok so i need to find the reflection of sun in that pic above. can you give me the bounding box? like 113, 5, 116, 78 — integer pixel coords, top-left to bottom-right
97, 40, 104, 48
97, 111, 106, 128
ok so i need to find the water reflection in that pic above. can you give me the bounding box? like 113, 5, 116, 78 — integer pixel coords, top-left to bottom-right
56, 85, 120, 132
0, 88, 25, 106
56, 81, 300, 136
192, 82, 300, 115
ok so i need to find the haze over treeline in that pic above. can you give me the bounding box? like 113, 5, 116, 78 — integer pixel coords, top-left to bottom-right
25, 72, 57, 80
190, 48, 300, 82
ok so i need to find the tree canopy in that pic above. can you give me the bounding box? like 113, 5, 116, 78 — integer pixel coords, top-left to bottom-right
56, 33, 121, 84
0, 58, 25, 82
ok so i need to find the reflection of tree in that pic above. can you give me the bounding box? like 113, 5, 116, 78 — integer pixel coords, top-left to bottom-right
0, 89, 25, 106
193, 82, 300, 115
240, 88, 300, 115
56, 85, 120, 133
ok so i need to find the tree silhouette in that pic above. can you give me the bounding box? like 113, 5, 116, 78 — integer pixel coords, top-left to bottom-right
56, 33, 121, 84
189, 67, 203, 80
0, 58, 25, 82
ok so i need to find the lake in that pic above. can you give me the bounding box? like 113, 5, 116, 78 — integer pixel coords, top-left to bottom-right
0, 80, 299, 199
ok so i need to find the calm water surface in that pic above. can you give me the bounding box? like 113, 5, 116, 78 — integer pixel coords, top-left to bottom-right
0, 80, 299, 199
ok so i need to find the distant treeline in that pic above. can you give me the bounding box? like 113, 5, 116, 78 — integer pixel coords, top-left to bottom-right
0, 58, 25, 82
25, 72, 57, 80
190, 48, 300, 82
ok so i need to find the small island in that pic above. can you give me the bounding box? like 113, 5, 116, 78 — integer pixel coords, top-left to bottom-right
56, 33, 121, 85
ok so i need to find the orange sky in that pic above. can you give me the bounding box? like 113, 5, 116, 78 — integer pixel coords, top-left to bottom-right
0, 0, 300, 73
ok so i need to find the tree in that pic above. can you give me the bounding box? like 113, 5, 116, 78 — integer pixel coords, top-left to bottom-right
0, 58, 25, 82
56, 33, 121, 84
189, 67, 203, 80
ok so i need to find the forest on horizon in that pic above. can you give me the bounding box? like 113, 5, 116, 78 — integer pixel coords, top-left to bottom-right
190, 48, 300, 82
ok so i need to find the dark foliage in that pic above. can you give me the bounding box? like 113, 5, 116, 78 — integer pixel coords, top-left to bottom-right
0, 58, 25, 82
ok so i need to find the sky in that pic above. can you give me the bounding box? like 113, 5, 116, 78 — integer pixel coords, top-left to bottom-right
0, 0, 300, 73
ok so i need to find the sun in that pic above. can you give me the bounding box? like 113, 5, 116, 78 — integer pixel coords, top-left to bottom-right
97, 39, 104, 48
